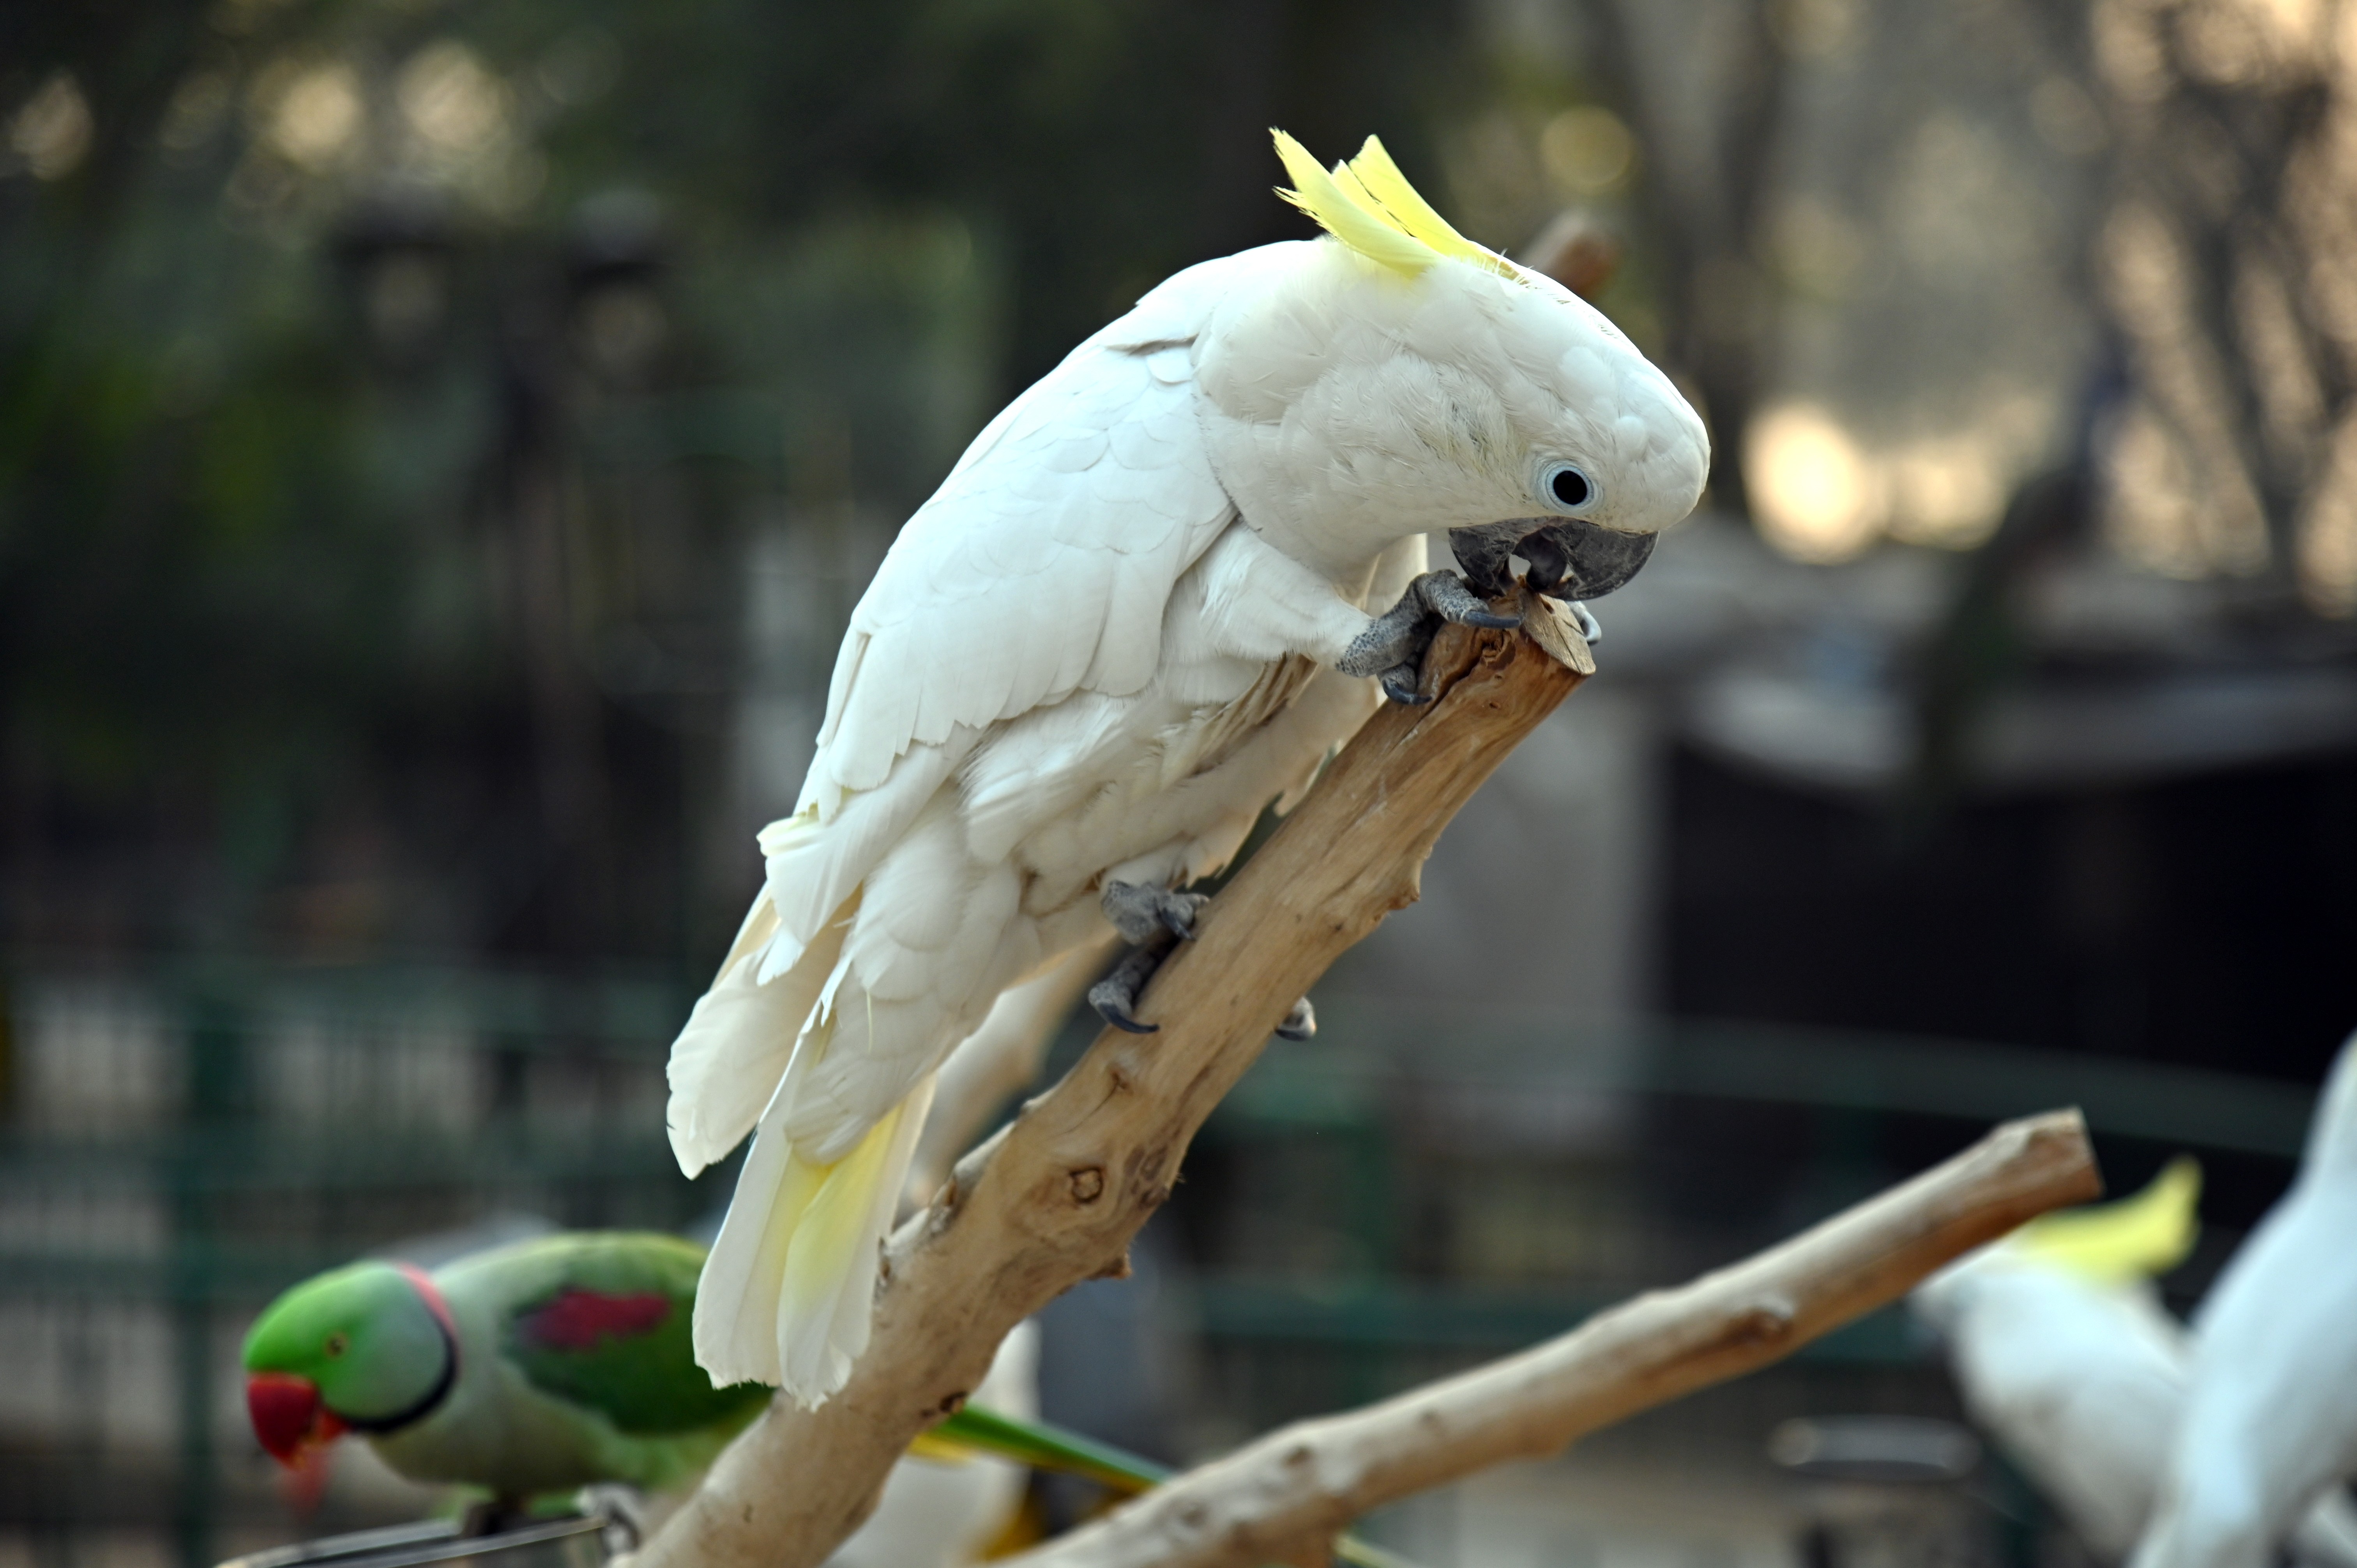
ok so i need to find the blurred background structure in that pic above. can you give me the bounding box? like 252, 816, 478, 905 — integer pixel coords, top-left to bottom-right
3, 0, 2355, 1564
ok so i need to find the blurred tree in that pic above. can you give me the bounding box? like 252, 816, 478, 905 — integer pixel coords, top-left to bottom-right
0, 0, 1497, 968
2085, 0, 2357, 616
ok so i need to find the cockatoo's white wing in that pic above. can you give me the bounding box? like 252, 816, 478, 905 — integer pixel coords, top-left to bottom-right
669, 245, 1304, 1175
760, 244, 1306, 957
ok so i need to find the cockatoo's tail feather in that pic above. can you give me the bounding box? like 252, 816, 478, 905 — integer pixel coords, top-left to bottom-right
664, 890, 855, 1178
692, 1032, 935, 1403
2015, 1155, 2201, 1282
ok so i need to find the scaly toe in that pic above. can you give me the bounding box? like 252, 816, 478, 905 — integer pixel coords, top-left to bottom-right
1102, 881, 1207, 945
1275, 998, 1316, 1041
1089, 976, 1159, 1035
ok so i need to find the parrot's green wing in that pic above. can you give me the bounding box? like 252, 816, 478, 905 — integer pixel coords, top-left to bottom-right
934, 1403, 1168, 1494
492, 1234, 770, 1437
933, 1405, 1426, 1568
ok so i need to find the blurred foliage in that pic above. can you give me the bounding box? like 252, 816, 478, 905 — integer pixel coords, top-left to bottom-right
0, 0, 1516, 963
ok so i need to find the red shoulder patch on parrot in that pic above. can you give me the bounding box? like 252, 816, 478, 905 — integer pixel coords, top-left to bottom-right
517, 1289, 673, 1351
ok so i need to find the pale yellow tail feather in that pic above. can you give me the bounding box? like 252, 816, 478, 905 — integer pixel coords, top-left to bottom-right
2014, 1155, 2202, 1282
778, 1075, 934, 1401
692, 1075, 804, 1386
693, 1059, 937, 1402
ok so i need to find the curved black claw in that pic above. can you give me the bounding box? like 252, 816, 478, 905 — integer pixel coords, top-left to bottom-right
1102, 881, 1207, 945
1338, 571, 1525, 703
1275, 997, 1316, 1041
1089, 931, 1173, 1034
1378, 661, 1427, 706
1421, 571, 1524, 632
1090, 989, 1159, 1034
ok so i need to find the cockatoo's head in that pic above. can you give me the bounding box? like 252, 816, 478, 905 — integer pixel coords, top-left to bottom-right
243, 1260, 458, 1466
1913, 1156, 2202, 1333
1193, 133, 1708, 589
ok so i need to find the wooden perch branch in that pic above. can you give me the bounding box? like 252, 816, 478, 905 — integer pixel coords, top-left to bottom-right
1002, 1108, 2099, 1568
631, 617, 1588, 1568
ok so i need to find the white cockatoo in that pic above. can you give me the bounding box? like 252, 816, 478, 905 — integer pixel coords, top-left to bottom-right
1914, 1160, 2205, 1559
665, 131, 1709, 1403
1917, 1158, 2357, 1568
2134, 1032, 2357, 1568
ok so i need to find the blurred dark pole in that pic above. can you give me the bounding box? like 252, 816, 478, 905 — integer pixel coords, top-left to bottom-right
500, 328, 618, 957
1578, 0, 1793, 516
171, 988, 245, 1568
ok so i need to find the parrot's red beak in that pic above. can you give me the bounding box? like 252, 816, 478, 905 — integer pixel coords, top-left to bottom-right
247, 1372, 346, 1465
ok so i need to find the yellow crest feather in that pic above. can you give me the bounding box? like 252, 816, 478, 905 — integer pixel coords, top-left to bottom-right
1343, 135, 1517, 279
2013, 1156, 2202, 1283
1272, 129, 1434, 277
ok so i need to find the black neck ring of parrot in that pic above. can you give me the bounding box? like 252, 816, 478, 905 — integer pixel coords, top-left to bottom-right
339, 1292, 461, 1436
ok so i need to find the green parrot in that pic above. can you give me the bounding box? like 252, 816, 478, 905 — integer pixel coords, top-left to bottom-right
245, 1231, 1421, 1568
243, 1231, 770, 1502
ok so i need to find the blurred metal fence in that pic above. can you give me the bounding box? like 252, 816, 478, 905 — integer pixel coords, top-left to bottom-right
0, 959, 715, 1568
0, 966, 2318, 1568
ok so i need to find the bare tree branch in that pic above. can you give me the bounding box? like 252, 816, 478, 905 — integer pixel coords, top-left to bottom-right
998, 1108, 2098, 1568
629, 611, 1588, 1568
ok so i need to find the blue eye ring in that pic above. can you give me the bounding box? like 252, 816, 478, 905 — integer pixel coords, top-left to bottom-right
1539, 461, 1595, 512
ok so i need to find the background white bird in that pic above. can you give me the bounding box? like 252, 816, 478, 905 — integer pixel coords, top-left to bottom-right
825, 1320, 1039, 1568
1918, 1156, 2357, 1568
665, 131, 1709, 1404
2134, 1031, 2357, 1568
1915, 1160, 2207, 1560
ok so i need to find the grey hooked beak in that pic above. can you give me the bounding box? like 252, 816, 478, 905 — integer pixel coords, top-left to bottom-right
1449, 517, 1658, 600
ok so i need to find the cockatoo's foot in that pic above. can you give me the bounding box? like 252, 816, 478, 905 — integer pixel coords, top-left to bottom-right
1101, 881, 1207, 945
1567, 599, 1601, 644
1338, 570, 1523, 704
1089, 934, 1173, 1034
1089, 883, 1316, 1040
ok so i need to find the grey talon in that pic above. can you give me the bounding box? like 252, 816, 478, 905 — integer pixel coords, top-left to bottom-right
1568, 600, 1602, 643
1419, 571, 1522, 631
1158, 891, 1208, 941
1091, 988, 1159, 1034
1089, 940, 1169, 1035
1101, 881, 1205, 945
1378, 661, 1427, 705
1338, 570, 1522, 695
1275, 998, 1316, 1041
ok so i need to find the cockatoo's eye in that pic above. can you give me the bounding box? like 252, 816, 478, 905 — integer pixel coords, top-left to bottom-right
324, 1333, 349, 1358
1539, 462, 1595, 512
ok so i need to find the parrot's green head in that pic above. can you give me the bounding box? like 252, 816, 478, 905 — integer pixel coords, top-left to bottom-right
243, 1260, 458, 1466
1196, 131, 1708, 592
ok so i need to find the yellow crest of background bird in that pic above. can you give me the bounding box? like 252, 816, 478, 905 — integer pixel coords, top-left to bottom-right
2013, 1155, 2202, 1282
1270, 131, 1521, 281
